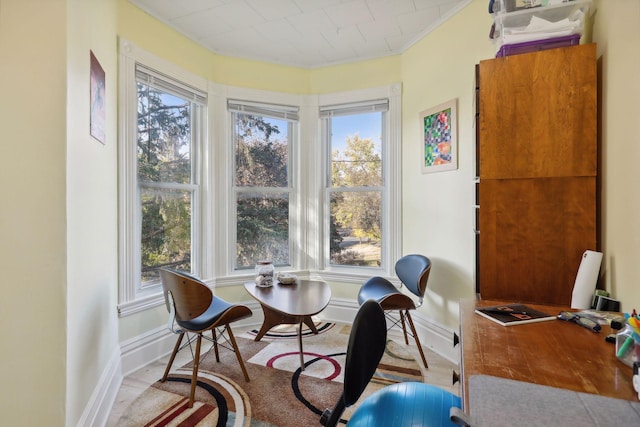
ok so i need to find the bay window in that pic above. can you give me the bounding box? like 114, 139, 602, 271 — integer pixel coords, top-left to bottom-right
118, 40, 401, 315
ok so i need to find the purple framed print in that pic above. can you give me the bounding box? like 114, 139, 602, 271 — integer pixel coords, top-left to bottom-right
420, 98, 457, 174
90, 50, 106, 144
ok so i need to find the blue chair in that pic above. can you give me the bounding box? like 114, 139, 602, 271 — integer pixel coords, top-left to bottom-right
357, 254, 432, 369
320, 299, 470, 427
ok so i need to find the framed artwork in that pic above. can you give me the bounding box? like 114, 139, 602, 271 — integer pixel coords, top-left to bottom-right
90, 50, 106, 144
420, 98, 457, 173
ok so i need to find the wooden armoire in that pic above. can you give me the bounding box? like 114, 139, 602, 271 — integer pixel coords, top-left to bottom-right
475, 43, 597, 306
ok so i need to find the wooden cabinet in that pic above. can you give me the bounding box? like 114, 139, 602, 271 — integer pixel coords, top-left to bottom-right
476, 44, 597, 306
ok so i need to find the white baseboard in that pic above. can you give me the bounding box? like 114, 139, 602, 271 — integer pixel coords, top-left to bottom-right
319, 297, 459, 364
120, 325, 178, 377
77, 347, 122, 427
118, 298, 459, 374
92, 298, 458, 425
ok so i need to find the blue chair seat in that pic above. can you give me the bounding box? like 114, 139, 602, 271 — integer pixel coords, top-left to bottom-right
179, 296, 234, 331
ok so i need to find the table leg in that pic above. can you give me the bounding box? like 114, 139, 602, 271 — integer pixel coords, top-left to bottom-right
254, 304, 301, 341
303, 316, 319, 334
298, 318, 305, 371
253, 303, 314, 372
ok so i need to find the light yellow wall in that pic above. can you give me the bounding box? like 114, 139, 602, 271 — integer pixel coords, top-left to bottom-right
117, 0, 310, 94
309, 55, 401, 93
117, 0, 403, 95
400, 0, 494, 329
592, 0, 640, 311
0, 0, 67, 425
66, 0, 119, 424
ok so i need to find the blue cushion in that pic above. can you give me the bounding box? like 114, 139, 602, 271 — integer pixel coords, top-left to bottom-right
357, 276, 400, 305
178, 296, 233, 331
348, 382, 462, 427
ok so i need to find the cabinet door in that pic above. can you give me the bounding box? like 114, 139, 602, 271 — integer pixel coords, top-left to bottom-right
479, 44, 597, 180
479, 177, 596, 305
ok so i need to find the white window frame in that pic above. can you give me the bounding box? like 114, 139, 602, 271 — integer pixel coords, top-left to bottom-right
315, 84, 402, 283
228, 99, 299, 271
210, 85, 305, 284
117, 39, 210, 316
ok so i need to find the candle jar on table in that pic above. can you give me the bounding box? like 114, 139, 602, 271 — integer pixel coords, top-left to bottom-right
254, 260, 274, 287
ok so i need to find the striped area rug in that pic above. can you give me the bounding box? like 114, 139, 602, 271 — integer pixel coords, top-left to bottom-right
117, 322, 425, 426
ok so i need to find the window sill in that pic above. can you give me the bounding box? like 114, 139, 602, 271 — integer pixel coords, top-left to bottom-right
117, 293, 165, 317
117, 268, 400, 317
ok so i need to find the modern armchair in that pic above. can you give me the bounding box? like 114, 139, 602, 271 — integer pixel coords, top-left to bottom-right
356, 254, 431, 369
159, 268, 252, 407
320, 299, 468, 427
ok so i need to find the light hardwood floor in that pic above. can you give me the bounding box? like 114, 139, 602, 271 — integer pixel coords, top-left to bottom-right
106, 326, 459, 426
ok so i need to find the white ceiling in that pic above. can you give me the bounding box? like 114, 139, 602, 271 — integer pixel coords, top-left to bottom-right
128, 0, 470, 68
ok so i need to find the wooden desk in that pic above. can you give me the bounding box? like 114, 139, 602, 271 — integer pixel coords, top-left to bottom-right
459, 299, 637, 409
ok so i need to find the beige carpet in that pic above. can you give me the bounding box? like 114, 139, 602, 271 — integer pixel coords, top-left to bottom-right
117, 322, 453, 426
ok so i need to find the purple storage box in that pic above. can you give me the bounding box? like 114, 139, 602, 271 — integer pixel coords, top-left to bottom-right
496, 34, 581, 57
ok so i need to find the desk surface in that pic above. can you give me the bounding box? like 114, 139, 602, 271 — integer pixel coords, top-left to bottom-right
459, 299, 637, 409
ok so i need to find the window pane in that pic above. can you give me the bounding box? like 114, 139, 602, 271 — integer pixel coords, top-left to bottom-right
234, 113, 289, 187
330, 191, 381, 267
330, 112, 382, 188
137, 82, 191, 184
140, 187, 192, 283
236, 192, 289, 268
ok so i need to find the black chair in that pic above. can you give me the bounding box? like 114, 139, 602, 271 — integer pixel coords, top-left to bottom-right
357, 254, 431, 369
159, 268, 252, 407
320, 299, 469, 427
320, 299, 388, 427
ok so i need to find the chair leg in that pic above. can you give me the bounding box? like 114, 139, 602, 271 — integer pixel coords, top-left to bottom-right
405, 311, 429, 369
162, 332, 185, 382
212, 328, 220, 362
226, 325, 250, 382
399, 310, 410, 345
188, 333, 203, 408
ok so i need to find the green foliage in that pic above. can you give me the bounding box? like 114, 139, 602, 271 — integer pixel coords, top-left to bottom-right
234, 113, 290, 267
331, 134, 382, 245
136, 94, 384, 275
329, 214, 343, 254
137, 83, 192, 281
236, 194, 289, 267
331, 134, 381, 187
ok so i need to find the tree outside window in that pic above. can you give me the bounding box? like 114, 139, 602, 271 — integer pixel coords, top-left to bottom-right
137, 83, 196, 283
328, 112, 383, 267
232, 112, 292, 269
